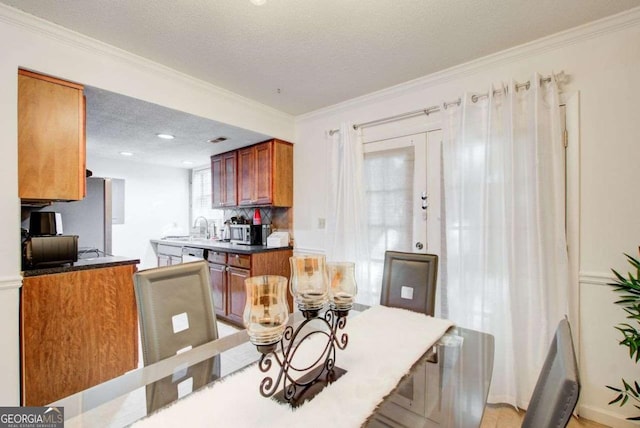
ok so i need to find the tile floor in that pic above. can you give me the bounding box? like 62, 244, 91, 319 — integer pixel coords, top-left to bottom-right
481, 404, 609, 428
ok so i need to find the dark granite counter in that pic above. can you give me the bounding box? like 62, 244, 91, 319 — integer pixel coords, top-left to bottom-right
22, 256, 140, 277
151, 239, 292, 255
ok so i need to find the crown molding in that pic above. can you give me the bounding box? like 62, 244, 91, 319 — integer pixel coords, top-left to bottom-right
0, 3, 293, 123
297, 6, 640, 122
0, 276, 22, 290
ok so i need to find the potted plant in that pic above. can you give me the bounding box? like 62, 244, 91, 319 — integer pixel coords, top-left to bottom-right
607, 247, 640, 421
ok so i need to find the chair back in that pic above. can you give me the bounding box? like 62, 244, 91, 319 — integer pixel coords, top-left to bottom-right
380, 251, 438, 316
134, 260, 219, 365
522, 318, 580, 428
134, 260, 220, 414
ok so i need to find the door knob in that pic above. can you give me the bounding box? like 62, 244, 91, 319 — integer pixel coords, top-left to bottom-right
415, 242, 424, 250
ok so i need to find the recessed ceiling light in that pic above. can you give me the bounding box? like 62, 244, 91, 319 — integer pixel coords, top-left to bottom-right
182, 161, 194, 165
207, 137, 228, 144
120, 151, 134, 156
156, 133, 175, 140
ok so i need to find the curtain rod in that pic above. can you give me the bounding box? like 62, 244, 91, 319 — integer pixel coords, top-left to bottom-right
328, 71, 565, 136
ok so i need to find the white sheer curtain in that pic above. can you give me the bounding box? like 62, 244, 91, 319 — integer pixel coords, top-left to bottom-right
441, 74, 570, 408
326, 123, 372, 304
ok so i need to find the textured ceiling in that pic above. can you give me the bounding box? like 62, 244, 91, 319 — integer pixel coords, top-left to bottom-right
4, 0, 639, 169
84, 86, 270, 169
3, 0, 638, 115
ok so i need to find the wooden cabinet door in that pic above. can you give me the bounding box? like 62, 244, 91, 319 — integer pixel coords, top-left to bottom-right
222, 151, 237, 206
18, 69, 86, 201
21, 265, 138, 406
237, 147, 255, 206
157, 254, 171, 267
254, 142, 273, 205
227, 267, 250, 325
211, 154, 224, 208
212, 152, 238, 207
209, 263, 227, 317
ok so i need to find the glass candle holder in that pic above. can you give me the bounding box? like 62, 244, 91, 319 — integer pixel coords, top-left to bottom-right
243, 275, 289, 346
326, 262, 357, 311
289, 255, 329, 312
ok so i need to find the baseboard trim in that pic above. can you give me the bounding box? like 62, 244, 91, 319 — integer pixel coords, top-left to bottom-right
579, 272, 613, 286
0, 276, 22, 291
578, 403, 639, 428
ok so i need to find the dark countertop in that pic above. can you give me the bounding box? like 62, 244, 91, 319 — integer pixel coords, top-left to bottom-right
22, 256, 140, 277
151, 238, 292, 255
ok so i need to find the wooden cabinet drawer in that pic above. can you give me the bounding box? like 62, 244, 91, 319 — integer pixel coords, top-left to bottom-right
228, 253, 251, 269
207, 250, 227, 264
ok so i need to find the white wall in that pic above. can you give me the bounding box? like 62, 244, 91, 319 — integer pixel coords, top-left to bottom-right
294, 10, 640, 427
87, 156, 190, 270
0, 4, 294, 405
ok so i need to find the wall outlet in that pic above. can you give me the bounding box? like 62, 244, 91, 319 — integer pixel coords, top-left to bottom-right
317, 218, 326, 229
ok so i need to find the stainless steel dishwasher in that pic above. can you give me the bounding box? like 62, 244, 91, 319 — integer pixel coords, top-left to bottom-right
181, 246, 206, 263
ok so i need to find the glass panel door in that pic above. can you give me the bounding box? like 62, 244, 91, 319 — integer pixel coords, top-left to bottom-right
363, 131, 441, 295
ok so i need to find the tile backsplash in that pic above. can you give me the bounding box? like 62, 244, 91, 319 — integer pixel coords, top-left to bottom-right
222, 207, 291, 233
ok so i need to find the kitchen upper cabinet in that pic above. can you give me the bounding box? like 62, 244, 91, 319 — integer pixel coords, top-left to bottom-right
18, 69, 86, 202
237, 146, 255, 206
237, 139, 293, 207
211, 151, 237, 208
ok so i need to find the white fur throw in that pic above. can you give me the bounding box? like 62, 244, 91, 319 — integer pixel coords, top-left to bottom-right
133, 305, 453, 428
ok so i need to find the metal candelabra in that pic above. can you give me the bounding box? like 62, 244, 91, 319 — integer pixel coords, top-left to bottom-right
256, 307, 350, 407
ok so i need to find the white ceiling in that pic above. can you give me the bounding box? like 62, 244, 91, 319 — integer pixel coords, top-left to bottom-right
84, 86, 270, 169
4, 0, 639, 168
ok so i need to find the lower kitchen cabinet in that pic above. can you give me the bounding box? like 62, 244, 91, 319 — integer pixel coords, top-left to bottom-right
207, 248, 293, 327
157, 244, 182, 266
227, 266, 250, 324
208, 261, 227, 316
21, 263, 138, 406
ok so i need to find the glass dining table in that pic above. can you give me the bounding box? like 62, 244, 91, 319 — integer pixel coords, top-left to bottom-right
53, 305, 494, 427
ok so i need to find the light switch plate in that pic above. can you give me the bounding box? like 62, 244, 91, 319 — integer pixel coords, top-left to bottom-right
401, 286, 414, 300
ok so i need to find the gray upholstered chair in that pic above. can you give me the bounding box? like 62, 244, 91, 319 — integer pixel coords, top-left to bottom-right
521, 317, 580, 428
379, 251, 438, 316
378, 251, 441, 420
134, 260, 220, 413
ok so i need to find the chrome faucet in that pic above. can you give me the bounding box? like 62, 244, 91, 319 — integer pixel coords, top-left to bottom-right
193, 216, 209, 239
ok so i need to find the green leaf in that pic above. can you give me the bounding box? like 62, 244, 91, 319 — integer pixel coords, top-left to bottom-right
609, 394, 623, 405
613, 268, 626, 282
622, 395, 630, 406
607, 385, 622, 392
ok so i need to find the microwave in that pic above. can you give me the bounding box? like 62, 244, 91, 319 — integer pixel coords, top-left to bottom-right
229, 224, 262, 245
